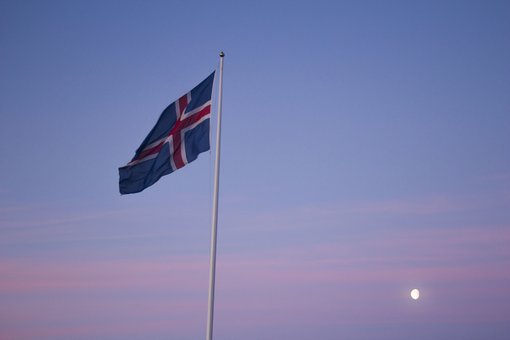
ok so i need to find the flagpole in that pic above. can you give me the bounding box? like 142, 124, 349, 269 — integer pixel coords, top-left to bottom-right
206, 51, 224, 340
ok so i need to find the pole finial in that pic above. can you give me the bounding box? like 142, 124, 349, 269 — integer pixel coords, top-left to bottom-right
219, 51, 225, 58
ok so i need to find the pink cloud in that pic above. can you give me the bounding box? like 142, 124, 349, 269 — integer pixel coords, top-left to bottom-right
210, 226, 510, 326
1, 224, 509, 338
0, 256, 209, 294
222, 194, 490, 233
0, 316, 200, 340
0, 256, 210, 339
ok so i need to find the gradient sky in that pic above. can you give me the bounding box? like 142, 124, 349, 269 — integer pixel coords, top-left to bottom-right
1, 1, 510, 339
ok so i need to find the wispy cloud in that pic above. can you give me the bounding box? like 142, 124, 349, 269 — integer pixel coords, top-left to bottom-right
1, 224, 509, 338
1, 193, 509, 338
0, 256, 208, 294
0, 255, 209, 339
222, 194, 488, 233
0, 201, 209, 250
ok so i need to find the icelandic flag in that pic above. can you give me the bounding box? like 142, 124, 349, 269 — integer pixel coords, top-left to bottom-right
119, 72, 215, 194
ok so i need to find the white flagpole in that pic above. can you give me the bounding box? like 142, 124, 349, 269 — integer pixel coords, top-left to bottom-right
206, 51, 224, 340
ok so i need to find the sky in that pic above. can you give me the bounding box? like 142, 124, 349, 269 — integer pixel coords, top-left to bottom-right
1, 0, 509, 339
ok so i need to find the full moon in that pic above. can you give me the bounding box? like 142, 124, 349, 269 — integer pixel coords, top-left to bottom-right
410, 288, 420, 300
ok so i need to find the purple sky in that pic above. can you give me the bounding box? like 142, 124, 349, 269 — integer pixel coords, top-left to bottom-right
1, 1, 510, 339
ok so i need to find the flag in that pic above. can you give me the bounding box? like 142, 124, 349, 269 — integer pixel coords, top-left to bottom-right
119, 72, 215, 194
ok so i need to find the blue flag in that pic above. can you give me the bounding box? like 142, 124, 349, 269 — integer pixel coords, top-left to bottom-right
119, 72, 215, 194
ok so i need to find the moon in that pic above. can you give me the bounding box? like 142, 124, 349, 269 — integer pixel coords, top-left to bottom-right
410, 288, 420, 300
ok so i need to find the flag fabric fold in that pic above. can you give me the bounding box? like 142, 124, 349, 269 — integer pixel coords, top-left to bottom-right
119, 72, 215, 194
